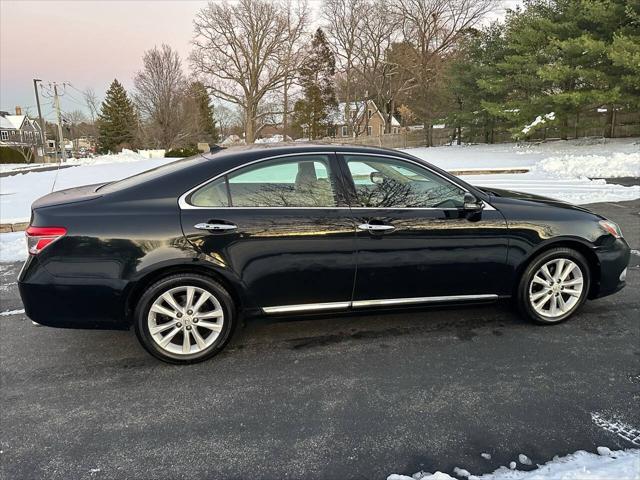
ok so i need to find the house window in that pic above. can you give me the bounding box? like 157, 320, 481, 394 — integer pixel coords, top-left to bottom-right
367, 126, 372, 136
341, 126, 348, 137
368, 109, 372, 119
1, 131, 8, 140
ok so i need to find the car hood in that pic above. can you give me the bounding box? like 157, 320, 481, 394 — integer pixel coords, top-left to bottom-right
479, 186, 598, 215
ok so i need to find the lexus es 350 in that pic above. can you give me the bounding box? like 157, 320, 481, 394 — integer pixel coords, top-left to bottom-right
18, 145, 629, 363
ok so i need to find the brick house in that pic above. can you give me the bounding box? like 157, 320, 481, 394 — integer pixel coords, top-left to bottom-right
327, 100, 401, 138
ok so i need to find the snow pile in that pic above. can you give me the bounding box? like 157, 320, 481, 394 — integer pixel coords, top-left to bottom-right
0, 232, 26, 263
255, 134, 292, 144
522, 112, 555, 135
387, 448, 640, 480
537, 152, 640, 178
65, 148, 148, 166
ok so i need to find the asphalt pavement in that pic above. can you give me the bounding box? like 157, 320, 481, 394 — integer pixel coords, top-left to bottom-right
1, 199, 639, 480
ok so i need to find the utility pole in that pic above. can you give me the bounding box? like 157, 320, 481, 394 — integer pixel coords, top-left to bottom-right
52, 83, 66, 161
33, 79, 46, 161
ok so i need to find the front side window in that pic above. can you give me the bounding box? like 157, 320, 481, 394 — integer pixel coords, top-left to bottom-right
190, 155, 337, 208
344, 155, 466, 209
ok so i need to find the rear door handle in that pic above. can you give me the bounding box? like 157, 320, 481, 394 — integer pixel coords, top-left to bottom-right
358, 223, 395, 233
194, 222, 238, 232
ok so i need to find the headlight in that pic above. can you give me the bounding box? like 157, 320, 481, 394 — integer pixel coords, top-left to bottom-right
599, 220, 623, 239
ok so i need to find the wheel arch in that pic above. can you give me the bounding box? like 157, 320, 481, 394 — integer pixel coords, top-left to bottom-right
513, 238, 601, 299
123, 263, 248, 325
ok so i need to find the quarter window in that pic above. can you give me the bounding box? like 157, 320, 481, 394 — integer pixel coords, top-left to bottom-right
344, 155, 466, 209
189, 155, 337, 208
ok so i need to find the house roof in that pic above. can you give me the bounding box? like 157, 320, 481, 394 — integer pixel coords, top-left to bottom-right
4, 115, 27, 129
0, 116, 14, 129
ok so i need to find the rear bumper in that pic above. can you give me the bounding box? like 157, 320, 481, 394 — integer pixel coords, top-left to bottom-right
18, 257, 129, 330
591, 238, 630, 299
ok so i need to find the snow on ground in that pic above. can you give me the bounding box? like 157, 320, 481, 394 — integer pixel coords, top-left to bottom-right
403, 137, 639, 173
0, 154, 174, 224
0, 231, 26, 262
387, 448, 640, 480
405, 138, 640, 204
459, 172, 640, 204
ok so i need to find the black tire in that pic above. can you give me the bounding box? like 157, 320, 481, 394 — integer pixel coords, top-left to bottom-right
517, 247, 591, 325
134, 274, 236, 364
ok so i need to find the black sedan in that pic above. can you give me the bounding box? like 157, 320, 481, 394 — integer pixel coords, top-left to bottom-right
18, 145, 630, 363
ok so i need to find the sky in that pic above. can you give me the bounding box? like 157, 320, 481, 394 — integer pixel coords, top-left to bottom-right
0, 0, 520, 122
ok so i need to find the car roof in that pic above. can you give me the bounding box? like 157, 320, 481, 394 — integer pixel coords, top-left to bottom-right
200, 142, 411, 161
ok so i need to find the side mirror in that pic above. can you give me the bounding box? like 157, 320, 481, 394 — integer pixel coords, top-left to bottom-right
370, 171, 384, 184
463, 192, 484, 211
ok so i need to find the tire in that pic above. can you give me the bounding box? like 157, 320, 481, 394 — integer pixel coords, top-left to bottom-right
517, 247, 591, 325
134, 274, 236, 364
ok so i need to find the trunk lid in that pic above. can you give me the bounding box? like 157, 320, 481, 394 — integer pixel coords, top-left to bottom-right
31, 183, 106, 210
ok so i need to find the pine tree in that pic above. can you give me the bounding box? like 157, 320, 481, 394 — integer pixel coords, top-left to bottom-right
188, 82, 220, 144
293, 28, 337, 140
97, 79, 138, 153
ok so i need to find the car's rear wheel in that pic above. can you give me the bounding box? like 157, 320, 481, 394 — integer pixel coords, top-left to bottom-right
517, 248, 590, 324
134, 274, 236, 364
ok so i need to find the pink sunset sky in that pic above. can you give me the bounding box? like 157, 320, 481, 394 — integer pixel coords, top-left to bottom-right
0, 0, 519, 121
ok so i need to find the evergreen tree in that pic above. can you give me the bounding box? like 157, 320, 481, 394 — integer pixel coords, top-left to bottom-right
480, 0, 640, 139
97, 79, 138, 153
187, 82, 220, 144
293, 28, 337, 139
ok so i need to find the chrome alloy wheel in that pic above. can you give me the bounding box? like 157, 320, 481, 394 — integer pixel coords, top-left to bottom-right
147, 285, 224, 355
528, 258, 584, 319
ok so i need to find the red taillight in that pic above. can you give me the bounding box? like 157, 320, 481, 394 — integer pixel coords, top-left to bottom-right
25, 226, 67, 255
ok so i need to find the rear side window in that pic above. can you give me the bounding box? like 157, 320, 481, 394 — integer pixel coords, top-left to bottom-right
189, 155, 337, 208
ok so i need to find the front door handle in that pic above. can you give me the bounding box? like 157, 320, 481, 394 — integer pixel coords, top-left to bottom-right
194, 222, 238, 232
358, 223, 395, 233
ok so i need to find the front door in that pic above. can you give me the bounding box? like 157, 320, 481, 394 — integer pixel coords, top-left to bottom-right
180, 153, 356, 312
339, 153, 509, 306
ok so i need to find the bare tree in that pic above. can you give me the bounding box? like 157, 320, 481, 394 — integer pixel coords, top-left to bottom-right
134, 44, 187, 149
323, 0, 367, 136
394, 0, 498, 142
191, 0, 293, 143
281, 0, 310, 139
83, 88, 100, 123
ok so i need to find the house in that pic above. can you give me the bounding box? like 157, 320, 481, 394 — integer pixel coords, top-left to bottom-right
0, 109, 44, 155
327, 100, 401, 138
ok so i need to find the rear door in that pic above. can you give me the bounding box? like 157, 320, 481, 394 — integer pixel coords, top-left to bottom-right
180, 153, 357, 312
339, 153, 510, 306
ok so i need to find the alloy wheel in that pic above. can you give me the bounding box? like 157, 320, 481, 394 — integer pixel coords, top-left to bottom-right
528, 258, 584, 319
147, 285, 224, 355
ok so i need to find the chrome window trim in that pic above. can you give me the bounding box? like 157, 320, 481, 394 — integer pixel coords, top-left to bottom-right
262, 294, 498, 314
179, 151, 337, 209
337, 151, 496, 211
178, 150, 496, 211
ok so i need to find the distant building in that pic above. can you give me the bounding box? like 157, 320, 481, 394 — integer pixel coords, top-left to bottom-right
326, 100, 401, 138
0, 109, 44, 155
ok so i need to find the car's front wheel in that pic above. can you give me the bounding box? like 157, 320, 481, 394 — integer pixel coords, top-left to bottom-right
517, 248, 591, 324
134, 274, 236, 364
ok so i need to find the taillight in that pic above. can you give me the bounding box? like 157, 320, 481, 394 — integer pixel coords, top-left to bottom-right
599, 220, 623, 239
25, 226, 67, 255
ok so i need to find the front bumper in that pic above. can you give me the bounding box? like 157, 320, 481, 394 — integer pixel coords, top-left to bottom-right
591, 237, 630, 299
18, 256, 129, 330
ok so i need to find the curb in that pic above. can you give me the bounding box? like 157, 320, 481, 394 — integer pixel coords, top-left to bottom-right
0, 222, 29, 233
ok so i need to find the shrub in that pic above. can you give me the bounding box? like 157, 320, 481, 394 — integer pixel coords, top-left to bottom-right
165, 146, 200, 157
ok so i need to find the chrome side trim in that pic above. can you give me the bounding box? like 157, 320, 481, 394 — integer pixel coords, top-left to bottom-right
262, 301, 351, 314
261, 294, 498, 314
351, 294, 498, 308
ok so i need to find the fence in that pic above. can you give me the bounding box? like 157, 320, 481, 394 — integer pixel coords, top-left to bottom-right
325, 110, 640, 149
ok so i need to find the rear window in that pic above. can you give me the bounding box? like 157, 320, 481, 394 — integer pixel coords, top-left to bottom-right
98, 156, 201, 193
